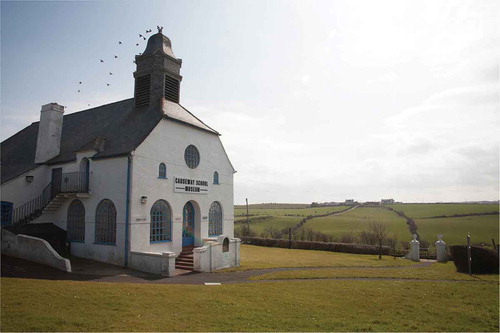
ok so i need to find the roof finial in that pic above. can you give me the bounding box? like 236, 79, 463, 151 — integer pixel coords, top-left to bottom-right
157, 25, 163, 34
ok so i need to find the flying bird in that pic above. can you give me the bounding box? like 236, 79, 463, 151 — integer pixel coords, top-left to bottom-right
118, 41, 122, 44
143, 37, 146, 40
79, 82, 82, 84
100, 59, 104, 63
78, 90, 80, 92
139, 34, 143, 38
109, 72, 113, 75
136, 43, 139, 46
114, 55, 118, 58
107, 83, 110, 86
88, 104, 91, 106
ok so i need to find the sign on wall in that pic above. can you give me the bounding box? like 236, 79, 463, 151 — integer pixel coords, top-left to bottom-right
174, 177, 209, 194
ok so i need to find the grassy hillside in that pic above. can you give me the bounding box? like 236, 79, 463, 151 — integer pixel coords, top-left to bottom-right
234, 203, 309, 210
416, 214, 499, 245
302, 206, 408, 239
387, 203, 498, 218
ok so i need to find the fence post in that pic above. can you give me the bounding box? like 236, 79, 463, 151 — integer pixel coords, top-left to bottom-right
467, 233, 472, 275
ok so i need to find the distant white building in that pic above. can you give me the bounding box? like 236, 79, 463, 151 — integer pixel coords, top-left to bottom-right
345, 199, 355, 205
0, 29, 240, 276
381, 198, 395, 205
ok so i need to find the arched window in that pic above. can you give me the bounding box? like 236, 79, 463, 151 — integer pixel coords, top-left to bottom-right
158, 163, 167, 178
184, 145, 200, 169
95, 199, 116, 244
67, 199, 85, 242
213, 171, 219, 185
150, 200, 172, 242
209, 201, 223, 236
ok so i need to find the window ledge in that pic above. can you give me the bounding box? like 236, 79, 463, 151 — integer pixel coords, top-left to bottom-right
150, 240, 172, 244
93, 242, 117, 246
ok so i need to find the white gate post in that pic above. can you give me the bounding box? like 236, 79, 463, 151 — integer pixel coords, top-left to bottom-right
408, 234, 420, 262
435, 234, 447, 263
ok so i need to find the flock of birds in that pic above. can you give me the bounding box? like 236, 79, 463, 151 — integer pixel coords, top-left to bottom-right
76, 26, 163, 106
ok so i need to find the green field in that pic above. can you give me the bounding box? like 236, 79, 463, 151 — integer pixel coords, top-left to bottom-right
234, 203, 499, 245
301, 206, 408, 239
235, 205, 348, 217
387, 203, 498, 218
416, 215, 499, 245
236, 216, 303, 235
234, 203, 309, 210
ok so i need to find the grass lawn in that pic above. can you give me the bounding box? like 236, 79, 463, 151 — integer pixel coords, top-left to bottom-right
221, 244, 414, 272
302, 206, 408, 238
252, 262, 499, 282
1, 277, 498, 332
387, 203, 499, 218
416, 214, 499, 245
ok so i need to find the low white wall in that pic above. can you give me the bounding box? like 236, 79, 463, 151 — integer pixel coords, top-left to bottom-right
1, 229, 71, 272
193, 236, 240, 272
129, 251, 176, 277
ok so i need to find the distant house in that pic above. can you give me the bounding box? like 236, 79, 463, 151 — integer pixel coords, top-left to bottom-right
345, 199, 355, 205
381, 199, 395, 205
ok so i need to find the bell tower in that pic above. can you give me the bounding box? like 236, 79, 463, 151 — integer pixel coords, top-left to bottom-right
133, 26, 183, 110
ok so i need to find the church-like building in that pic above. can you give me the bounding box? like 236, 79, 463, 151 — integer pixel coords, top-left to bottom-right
0, 29, 240, 276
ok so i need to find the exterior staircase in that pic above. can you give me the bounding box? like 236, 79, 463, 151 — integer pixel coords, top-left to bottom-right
1, 171, 89, 226
175, 246, 194, 270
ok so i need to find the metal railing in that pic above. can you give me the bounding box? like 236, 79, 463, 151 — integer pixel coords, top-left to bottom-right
1, 172, 89, 225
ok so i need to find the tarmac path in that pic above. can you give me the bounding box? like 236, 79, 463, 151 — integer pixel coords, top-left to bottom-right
2, 254, 493, 285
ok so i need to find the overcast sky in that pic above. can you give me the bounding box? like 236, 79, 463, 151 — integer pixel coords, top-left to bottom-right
1, 0, 498, 204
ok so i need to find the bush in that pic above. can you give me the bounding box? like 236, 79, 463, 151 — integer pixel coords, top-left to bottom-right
240, 237, 391, 255
449, 245, 499, 274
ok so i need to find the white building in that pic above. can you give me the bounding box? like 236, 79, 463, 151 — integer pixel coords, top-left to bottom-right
0, 29, 240, 276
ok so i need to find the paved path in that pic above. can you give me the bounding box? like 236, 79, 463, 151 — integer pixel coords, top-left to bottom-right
4, 254, 485, 286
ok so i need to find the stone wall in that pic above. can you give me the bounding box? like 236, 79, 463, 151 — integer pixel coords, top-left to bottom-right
193, 236, 241, 272
1, 229, 71, 272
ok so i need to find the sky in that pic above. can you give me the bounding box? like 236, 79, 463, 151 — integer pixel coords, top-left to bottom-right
1, 0, 498, 204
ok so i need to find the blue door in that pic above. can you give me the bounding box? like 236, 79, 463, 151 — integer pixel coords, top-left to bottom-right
182, 202, 195, 247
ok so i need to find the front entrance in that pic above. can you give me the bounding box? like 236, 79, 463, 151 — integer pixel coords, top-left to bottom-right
182, 202, 195, 247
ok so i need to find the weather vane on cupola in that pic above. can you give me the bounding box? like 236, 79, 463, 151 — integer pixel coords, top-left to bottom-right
157, 25, 163, 33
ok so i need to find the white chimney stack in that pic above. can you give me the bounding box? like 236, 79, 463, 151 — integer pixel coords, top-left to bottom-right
35, 102, 65, 163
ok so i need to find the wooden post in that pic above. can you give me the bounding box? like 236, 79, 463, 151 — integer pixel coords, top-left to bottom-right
246, 198, 250, 234
467, 233, 472, 275
492, 238, 498, 253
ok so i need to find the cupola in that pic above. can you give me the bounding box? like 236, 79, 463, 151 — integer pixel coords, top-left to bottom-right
133, 26, 182, 110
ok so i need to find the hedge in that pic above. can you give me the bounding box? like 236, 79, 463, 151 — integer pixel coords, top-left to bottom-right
241, 237, 391, 255
449, 245, 499, 274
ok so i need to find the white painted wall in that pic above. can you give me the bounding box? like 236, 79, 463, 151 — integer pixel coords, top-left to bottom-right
130, 118, 235, 256
49, 154, 129, 266
1, 165, 50, 209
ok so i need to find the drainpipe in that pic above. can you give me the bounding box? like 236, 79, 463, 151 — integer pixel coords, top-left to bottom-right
124, 154, 132, 267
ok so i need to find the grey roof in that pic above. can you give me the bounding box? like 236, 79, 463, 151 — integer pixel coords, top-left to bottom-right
1, 98, 219, 184
163, 100, 219, 135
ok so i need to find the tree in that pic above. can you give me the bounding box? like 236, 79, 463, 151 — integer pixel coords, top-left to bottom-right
368, 221, 389, 259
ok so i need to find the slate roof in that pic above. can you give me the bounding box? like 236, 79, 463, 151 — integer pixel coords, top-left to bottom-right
1, 98, 219, 184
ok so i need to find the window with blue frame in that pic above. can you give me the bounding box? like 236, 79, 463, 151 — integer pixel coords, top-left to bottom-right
67, 199, 85, 242
209, 201, 223, 236
95, 199, 116, 244
159, 163, 167, 178
150, 200, 172, 242
1, 201, 13, 226
213, 171, 219, 184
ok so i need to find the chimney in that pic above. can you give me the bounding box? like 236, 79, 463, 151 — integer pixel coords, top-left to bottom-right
35, 103, 65, 163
